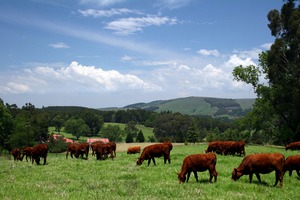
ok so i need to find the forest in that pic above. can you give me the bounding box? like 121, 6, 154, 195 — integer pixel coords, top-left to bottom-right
1, 0, 300, 153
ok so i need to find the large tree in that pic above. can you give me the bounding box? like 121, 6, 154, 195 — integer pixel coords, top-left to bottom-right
233, 0, 300, 143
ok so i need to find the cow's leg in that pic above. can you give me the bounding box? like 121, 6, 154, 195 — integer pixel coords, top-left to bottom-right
213, 170, 218, 183
43, 156, 47, 165
208, 170, 213, 183
186, 171, 191, 182
254, 173, 261, 182
296, 170, 300, 177
66, 151, 69, 159
249, 173, 253, 183
152, 158, 156, 166
289, 170, 293, 176
147, 159, 151, 166
193, 171, 198, 182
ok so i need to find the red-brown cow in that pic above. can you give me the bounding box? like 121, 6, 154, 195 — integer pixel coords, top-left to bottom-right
127, 146, 141, 154
91, 141, 104, 156
66, 143, 80, 159
285, 141, 300, 151
177, 153, 218, 184
283, 155, 300, 177
136, 142, 173, 166
32, 143, 48, 165
12, 148, 21, 161
94, 143, 111, 160
78, 142, 90, 160
205, 141, 222, 154
232, 153, 285, 188
21, 146, 33, 162
107, 142, 117, 158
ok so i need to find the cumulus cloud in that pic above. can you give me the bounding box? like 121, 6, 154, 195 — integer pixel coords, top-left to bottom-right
197, 49, 220, 57
49, 42, 70, 49
104, 15, 177, 35
78, 8, 142, 18
0, 62, 160, 94
225, 54, 256, 69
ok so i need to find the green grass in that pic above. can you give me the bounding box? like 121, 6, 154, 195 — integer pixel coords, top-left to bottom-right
1, 144, 300, 199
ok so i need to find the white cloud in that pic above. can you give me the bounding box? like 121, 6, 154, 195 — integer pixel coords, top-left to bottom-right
0, 62, 160, 94
155, 0, 193, 10
104, 15, 178, 35
197, 49, 220, 57
79, 0, 125, 7
121, 55, 133, 61
78, 8, 142, 18
225, 54, 256, 69
49, 42, 70, 49
260, 43, 272, 50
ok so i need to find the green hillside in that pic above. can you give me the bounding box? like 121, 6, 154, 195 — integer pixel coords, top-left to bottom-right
123, 96, 255, 118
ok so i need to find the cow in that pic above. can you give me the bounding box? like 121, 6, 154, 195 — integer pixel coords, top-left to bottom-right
94, 143, 111, 160
177, 153, 218, 184
127, 146, 141, 154
283, 155, 300, 177
206, 141, 245, 156
32, 143, 48, 165
21, 146, 33, 162
91, 141, 104, 156
11, 148, 21, 161
232, 153, 285, 188
78, 142, 90, 160
107, 142, 117, 158
285, 141, 300, 151
66, 143, 80, 159
136, 142, 173, 166
205, 141, 222, 154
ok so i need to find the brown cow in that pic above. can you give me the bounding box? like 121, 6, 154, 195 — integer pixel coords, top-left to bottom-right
32, 143, 48, 165
232, 153, 285, 188
206, 141, 245, 156
285, 141, 300, 151
94, 143, 111, 160
127, 146, 141, 154
205, 141, 222, 154
12, 148, 21, 161
136, 142, 173, 166
107, 142, 116, 158
177, 153, 218, 184
91, 141, 104, 156
21, 146, 33, 162
66, 143, 80, 159
283, 155, 300, 177
78, 142, 90, 160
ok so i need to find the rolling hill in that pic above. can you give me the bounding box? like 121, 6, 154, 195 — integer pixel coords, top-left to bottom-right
122, 96, 255, 118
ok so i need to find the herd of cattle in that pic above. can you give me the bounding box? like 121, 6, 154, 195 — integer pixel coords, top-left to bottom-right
10, 140, 300, 188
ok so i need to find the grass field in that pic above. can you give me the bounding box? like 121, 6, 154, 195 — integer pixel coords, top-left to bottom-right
1, 143, 300, 200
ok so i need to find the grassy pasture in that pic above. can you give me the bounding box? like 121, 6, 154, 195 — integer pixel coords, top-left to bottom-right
1, 143, 300, 200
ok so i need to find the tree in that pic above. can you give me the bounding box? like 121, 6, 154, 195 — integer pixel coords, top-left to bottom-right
53, 115, 64, 132
65, 118, 89, 140
0, 99, 14, 150
233, 0, 300, 144
80, 110, 104, 136
125, 132, 134, 143
100, 125, 122, 142
124, 121, 138, 140
186, 120, 200, 143
136, 130, 145, 142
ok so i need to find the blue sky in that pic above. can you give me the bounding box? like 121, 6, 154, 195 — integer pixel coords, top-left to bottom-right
0, 0, 283, 108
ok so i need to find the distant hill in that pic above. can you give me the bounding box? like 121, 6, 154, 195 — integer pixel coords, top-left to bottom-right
121, 96, 255, 118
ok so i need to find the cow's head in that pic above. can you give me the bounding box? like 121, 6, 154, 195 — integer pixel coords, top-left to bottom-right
177, 172, 186, 184
231, 168, 242, 181
136, 158, 143, 165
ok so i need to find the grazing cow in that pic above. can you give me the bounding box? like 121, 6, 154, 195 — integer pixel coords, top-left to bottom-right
136, 142, 173, 166
21, 146, 33, 161
205, 141, 222, 154
32, 143, 48, 165
232, 153, 285, 188
107, 142, 117, 158
177, 153, 218, 184
78, 142, 90, 160
283, 155, 300, 177
91, 141, 104, 156
12, 148, 22, 161
66, 143, 80, 159
206, 141, 245, 156
94, 143, 111, 160
127, 146, 141, 154
285, 141, 300, 151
